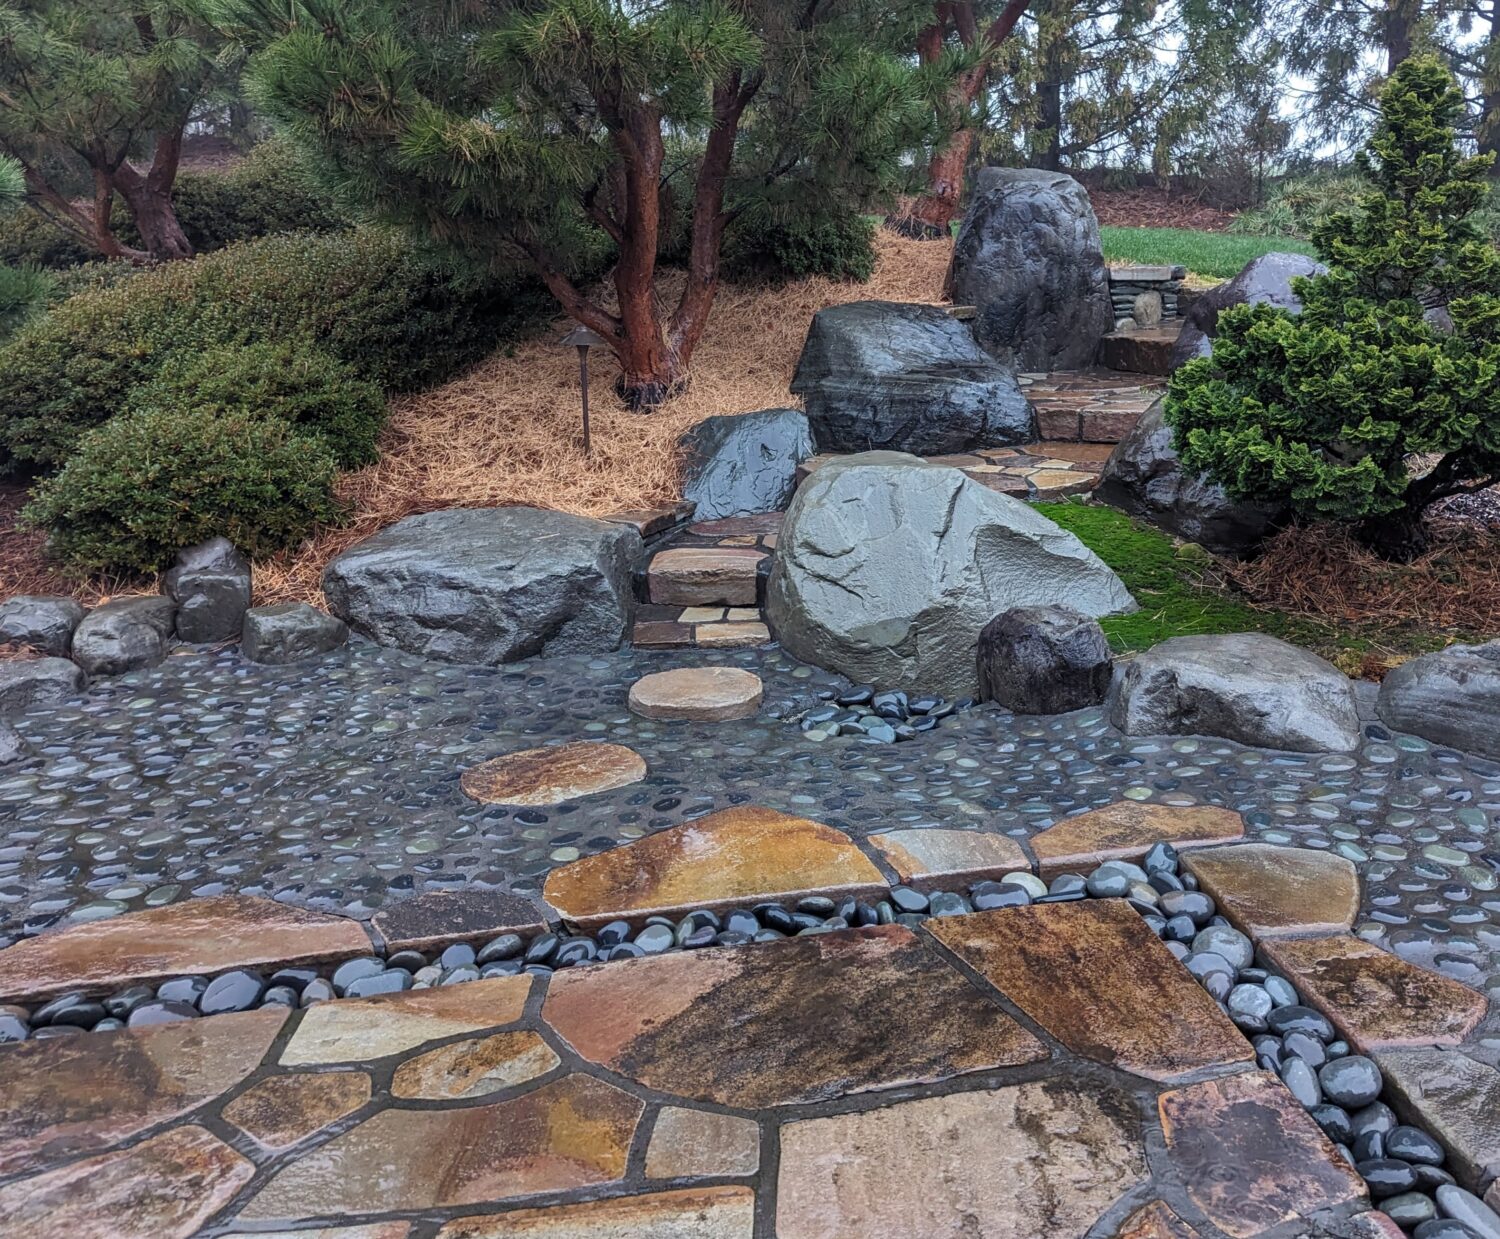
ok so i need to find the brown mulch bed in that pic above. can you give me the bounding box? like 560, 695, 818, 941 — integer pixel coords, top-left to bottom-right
1088, 187, 1238, 233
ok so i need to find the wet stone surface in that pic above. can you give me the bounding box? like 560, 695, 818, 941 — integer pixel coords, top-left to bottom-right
0, 642, 1496, 1006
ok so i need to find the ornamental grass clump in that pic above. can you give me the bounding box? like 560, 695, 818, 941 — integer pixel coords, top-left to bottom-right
1166, 56, 1500, 559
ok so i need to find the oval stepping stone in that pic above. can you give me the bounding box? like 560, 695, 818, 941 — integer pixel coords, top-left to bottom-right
627, 667, 763, 722
459, 742, 646, 806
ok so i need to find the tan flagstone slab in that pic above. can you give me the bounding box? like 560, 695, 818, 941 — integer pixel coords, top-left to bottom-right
391, 1030, 560, 1100
693, 621, 771, 648
542, 805, 884, 929
0, 894, 371, 1002
866, 828, 1030, 892
926, 900, 1253, 1082
437, 1186, 756, 1238
370, 889, 547, 954
238, 1075, 642, 1221
225, 1228, 411, 1239
281, 974, 531, 1066
0, 1124, 254, 1239
1029, 801, 1244, 880
776, 1079, 1147, 1238
645, 1107, 761, 1178
1158, 1070, 1368, 1238
627, 666, 764, 721
459, 742, 646, 807
0, 1006, 286, 1178
1372, 1047, 1500, 1190
1260, 935, 1487, 1053
1114, 1200, 1205, 1238
647, 547, 765, 606
221, 1070, 372, 1150
542, 924, 1045, 1108
1182, 844, 1360, 938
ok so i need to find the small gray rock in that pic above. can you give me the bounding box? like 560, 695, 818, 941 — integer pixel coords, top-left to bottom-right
1281, 1056, 1323, 1107
0, 657, 85, 715
0, 595, 86, 656
1192, 924, 1254, 971
162, 537, 252, 643
70, 597, 175, 676
680, 408, 813, 521
1377, 640, 1500, 762
241, 603, 348, 665
977, 605, 1113, 714
1435, 1186, 1500, 1239
0, 720, 27, 763
1319, 1055, 1383, 1109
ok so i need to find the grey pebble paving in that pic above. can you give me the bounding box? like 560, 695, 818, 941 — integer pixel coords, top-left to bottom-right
0, 640, 1497, 1013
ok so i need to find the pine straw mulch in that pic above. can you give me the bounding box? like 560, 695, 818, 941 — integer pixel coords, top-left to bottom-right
1088, 187, 1239, 233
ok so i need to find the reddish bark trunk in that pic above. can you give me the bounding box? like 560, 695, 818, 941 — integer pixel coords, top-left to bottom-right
113, 130, 194, 262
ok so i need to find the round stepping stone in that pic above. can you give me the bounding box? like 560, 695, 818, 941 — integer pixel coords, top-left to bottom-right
627, 667, 763, 722
459, 742, 646, 806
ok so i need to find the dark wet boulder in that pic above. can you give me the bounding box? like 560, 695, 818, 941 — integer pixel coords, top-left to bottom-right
0, 657, 85, 715
977, 606, 1114, 714
71, 596, 176, 676
241, 603, 348, 665
1377, 640, 1500, 761
790, 301, 1035, 456
680, 408, 813, 521
948, 168, 1113, 372
0, 595, 86, 656
1169, 252, 1327, 369
163, 537, 252, 643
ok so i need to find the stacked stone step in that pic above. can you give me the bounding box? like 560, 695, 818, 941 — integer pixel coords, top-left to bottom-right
1108, 264, 1187, 330
633, 514, 779, 650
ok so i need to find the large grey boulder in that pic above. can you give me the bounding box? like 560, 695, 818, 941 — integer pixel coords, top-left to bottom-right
71, 596, 175, 677
1377, 641, 1500, 761
323, 507, 642, 665
0, 657, 85, 715
1109, 633, 1360, 753
1095, 398, 1286, 557
767, 453, 1135, 698
1170, 252, 1326, 369
680, 408, 813, 521
789, 301, 1035, 456
163, 537, 252, 643
948, 168, 1113, 372
0, 595, 86, 656
977, 606, 1113, 715
242, 603, 348, 665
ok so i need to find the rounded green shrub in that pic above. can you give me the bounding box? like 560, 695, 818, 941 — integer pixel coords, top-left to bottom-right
126, 343, 386, 468
22, 406, 344, 575
723, 209, 877, 284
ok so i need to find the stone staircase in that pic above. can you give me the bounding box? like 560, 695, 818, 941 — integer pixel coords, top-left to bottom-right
632, 513, 779, 650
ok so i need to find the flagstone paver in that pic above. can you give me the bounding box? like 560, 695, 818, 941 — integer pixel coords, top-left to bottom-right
1183, 845, 1361, 938
221, 1070, 373, 1150
1028, 801, 1245, 879
0, 1006, 285, 1177
626, 666, 764, 721
1158, 1071, 1368, 1238
280, 974, 531, 1065
1114, 1200, 1205, 1238
644, 1107, 761, 1178
1259, 935, 1488, 1052
647, 547, 765, 607
459, 742, 647, 806
0, 1124, 254, 1239
225, 1227, 412, 1239
239, 1075, 643, 1221
541, 925, 1045, 1108
1372, 1047, 1500, 1190
436, 1186, 756, 1238
0, 895, 371, 1002
541, 806, 885, 928
927, 900, 1254, 1081
866, 827, 1030, 891
390, 1030, 560, 1100
775, 1078, 1148, 1238
370, 890, 547, 954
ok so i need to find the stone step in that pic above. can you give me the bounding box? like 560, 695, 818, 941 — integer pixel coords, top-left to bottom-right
646, 546, 766, 607
1099, 326, 1180, 376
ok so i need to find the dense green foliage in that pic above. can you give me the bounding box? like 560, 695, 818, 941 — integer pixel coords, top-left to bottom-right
1233, 171, 1500, 245
0, 152, 50, 340
124, 342, 386, 468
22, 405, 343, 574
723, 209, 877, 283
1098, 225, 1317, 279
1166, 57, 1500, 549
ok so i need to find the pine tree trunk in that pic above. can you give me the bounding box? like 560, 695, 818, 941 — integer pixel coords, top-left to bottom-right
1358, 507, 1430, 561
1037, 76, 1064, 170
908, 130, 977, 233
1479, 5, 1500, 174
116, 183, 194, 261
1383, 0, 1420, 73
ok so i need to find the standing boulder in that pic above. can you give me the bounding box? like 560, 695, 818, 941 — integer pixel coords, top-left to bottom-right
323, 507, 642, 665
1095, 397, 1286, 557
1109, 633, 1360, 753
977, 606, 1114, 714
766, 453, 1135, 698
0, 657, 85, 715
1377, 641, 1500, 761
790, 301, 1035, 456
163, 537, 252, 643
0, 596, 86, 656
242, 603, 348, 665
680, 408, 813, 521
1169, 252, 1326, 369
71, 596, 176, 676
948, 168, 1113, 372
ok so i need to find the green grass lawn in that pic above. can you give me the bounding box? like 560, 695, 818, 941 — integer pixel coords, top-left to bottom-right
1099, 226, 1317, 281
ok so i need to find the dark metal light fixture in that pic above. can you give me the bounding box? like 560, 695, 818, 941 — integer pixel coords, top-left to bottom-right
560, 324, 608, 457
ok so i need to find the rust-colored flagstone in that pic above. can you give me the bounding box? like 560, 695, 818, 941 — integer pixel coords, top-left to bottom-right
437, 1186, 756, 1237
1029, 801, 1244, 879
1182, 844, 1359, 938
776, 1079, 1147, 1238
1373, 1047, 1500, 1190
542, 806, 885, 929
1158, 1071, 1367, 1238
221, 1070, 372, 1150
1114, 1200, 1204, 1239
237, 1075, 642, 1221
370, 889, 547, 954
459, 742, 646, 806
1260, 935, 1487, 1053
0, 1006, 286, 1178
627, 666, 764, 721
281, 974, 531, 1066
926, 900, 1253, 1082
542, 924, 1045, 1109
867, 828, 1030, 892
645, 1107, 761, 1178
0, 1124, 254, 1239
0, 895, 371, 1002
391, 1030, 560, 1100
224, 1228, 411, 1239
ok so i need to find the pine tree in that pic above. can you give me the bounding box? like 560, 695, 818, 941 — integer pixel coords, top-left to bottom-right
227, 0, 935, 408
1165, 56, 1500, 559
0, 1, 231, 261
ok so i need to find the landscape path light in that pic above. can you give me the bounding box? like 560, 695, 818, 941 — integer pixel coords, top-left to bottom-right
560, 323, 609, 457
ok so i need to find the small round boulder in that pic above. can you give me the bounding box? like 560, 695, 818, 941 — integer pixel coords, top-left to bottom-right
977, 605, 1112, 715
627, 667, 763, 722
461, 742, 647, 807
